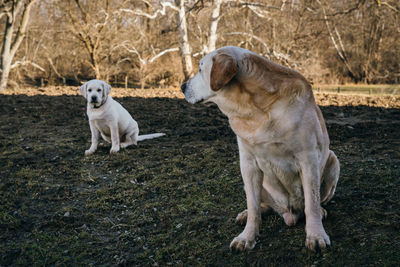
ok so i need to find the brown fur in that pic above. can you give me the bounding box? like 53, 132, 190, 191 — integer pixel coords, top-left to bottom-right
210, 53, 238, 91
240, 54, 310, 93
210, 50, 313, 114
237, 54, 312, 112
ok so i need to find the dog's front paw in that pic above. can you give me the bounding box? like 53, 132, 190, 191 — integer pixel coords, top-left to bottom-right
305, 226, 331, 251
230, 233, 256, 251
85, 149, 95, 156
110, 146, 120, 154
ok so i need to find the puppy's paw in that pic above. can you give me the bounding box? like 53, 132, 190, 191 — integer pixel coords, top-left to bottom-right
230, 234, 256, 251
110, 146, 120, 154
235, 210, 247, 225
85, 149, 95, 156
305, 226, 331, 251
120, 142, 131, 149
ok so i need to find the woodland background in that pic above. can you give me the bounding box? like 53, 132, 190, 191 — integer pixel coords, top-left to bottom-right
1, 0, 400, 91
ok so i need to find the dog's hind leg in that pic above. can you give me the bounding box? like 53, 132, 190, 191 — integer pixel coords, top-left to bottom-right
320, 150, 340, 205
120, 130, 138, 149
100, 133, 111, 144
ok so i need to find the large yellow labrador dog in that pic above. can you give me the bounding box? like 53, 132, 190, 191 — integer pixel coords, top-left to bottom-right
181, 46, 339, 252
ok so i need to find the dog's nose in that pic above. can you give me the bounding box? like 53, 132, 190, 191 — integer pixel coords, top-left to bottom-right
181, 82, 187, 94
91, 95, 97, 102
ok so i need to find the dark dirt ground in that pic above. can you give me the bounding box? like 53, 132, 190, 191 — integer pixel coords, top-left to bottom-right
0, 88, 399, 266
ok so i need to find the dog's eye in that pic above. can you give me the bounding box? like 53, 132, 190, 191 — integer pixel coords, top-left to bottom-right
88, 89, 92, 92
199, 68, 202, 73
97, 89, 101, 92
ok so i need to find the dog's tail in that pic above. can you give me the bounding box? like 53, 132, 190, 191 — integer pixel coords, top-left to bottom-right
137, 133, 166, 142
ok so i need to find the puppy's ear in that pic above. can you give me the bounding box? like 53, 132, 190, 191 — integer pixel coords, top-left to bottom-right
79, 83, 87, 99
102, 81, 111, 96
210, 53, 238, 91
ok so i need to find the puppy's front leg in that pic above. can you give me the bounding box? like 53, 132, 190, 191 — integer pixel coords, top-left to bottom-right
85, 120, 99, 155
109, 121, 120, 154
230, 139, 263, 251
298, 153, 330, 251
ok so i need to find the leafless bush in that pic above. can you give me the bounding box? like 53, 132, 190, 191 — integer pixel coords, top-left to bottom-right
1, 0, 399, 90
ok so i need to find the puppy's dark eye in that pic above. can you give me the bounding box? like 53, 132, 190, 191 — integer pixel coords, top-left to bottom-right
88, 89, 92, 92
199, 68, 202, 73
97, 89, 101, 92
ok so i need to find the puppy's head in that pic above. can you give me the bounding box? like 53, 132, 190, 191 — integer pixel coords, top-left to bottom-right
181, 48, 238, 104
79, 79, 111, 108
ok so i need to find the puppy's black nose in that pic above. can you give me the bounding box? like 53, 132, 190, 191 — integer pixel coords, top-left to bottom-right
91, 95, 97, 102
181, 82, 187, 94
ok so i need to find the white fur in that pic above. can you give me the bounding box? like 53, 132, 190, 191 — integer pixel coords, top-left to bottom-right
80, 79, 165, 155
182, 55, 215, 104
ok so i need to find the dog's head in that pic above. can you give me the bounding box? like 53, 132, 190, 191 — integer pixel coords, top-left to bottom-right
79, 79, 111, 108
181, 46, 310, 112
181, 47, 239, 104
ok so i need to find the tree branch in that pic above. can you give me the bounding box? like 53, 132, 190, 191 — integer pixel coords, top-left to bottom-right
317, 0, 356, 79
324, 0, 366, 16
10, 0, 37, 57
376, 0, 400, 12
148, 47, 179, 63
119, 1, 179, 19
11, 59, 46, 72
224, 32, 290, 61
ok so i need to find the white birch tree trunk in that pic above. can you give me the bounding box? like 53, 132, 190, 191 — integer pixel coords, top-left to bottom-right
121, 0, 194, 80
0, 15, 13, 91
175, 0, 193, 79
206, 0, 222, 53
0, 0, 37, 91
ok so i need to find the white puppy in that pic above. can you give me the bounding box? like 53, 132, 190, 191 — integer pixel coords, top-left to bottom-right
80, 79, 165, 155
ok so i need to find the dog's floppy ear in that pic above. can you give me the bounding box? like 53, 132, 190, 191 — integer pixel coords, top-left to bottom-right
102, 81, 111, 96
79, 82, 88, 99
210, 53, 238, 91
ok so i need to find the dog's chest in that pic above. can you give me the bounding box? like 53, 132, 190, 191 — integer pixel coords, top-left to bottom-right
254, 140, 297, 170
87, 107, 111, 131
93, 119, 111, 136
254, 143, 303, 201
229, 116, 271, 145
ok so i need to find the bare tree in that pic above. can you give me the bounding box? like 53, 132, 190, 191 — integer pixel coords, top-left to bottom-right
174, 0, 193, 79
206, 0, 222, 53
0, 0, 37, 90
121, 0, 194, 80
317, 0, 358, 81
192, 0, 223, 57
2, 0, 399, 88
221, 1, 290, 62
63, 0, 112, 80
118, 40, 179, 89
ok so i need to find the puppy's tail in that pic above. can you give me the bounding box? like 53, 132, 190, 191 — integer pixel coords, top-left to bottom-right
137, 133, 166, 142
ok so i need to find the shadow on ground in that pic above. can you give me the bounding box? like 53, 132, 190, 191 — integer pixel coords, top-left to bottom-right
0, 95, 399, 266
